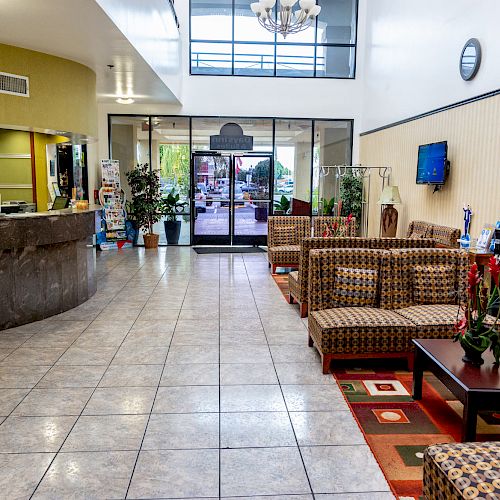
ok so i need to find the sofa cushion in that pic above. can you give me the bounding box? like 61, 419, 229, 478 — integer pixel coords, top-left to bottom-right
395, 304, 459, 340
268, 245, 300, 265
273, 225, 299, 246
309, 307, 416, 354
332, 267, 378, 307
423, 442, 500, 500
414, 264, 456, 304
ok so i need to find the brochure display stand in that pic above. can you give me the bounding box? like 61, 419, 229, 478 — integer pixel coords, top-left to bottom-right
97, 159, 132, 250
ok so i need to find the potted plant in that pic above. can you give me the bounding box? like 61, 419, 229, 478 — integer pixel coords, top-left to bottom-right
322, 196, 336, 216
274, 195, 290, 215
454, 257, 500, 365
251, 191, 268, 221
163, 189, 187, 245
125, 164, 164, 249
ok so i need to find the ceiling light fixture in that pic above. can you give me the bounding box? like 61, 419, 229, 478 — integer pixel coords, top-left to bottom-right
116, 97, 135, 105
250, 0, 321, 39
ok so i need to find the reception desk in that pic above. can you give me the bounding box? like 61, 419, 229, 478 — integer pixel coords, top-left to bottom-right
0, 206, 101, 330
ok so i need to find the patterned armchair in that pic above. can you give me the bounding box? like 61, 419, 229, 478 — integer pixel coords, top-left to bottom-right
423, 442, 500, 499
390, 247, 468, 340
312, 216, 357, 237
289, 237, 371, 317
407, 220, 433, 239
307, 248, 416, 373
267, 216, 311, 274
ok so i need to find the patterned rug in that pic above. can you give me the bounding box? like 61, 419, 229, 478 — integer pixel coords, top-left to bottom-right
332, 364, 500, 499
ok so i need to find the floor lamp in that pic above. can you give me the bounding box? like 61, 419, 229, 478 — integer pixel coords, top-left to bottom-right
378, 186, 402, 237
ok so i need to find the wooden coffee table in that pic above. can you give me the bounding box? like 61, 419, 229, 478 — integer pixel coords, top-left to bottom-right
412, 339, 500, 441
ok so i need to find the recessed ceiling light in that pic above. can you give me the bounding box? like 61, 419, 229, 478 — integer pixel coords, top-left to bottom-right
116, 97, 135, 104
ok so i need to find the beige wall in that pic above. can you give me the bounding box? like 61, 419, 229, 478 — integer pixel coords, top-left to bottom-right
360, 94, 500, 238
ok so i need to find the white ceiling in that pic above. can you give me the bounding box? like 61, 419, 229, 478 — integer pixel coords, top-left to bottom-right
0, 0, 180, 104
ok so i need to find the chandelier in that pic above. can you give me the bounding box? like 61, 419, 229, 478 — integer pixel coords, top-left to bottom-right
250, 0, 321, 39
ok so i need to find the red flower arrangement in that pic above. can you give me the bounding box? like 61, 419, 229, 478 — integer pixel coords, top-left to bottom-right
321, 214, 354, 238
454, 256, 500, 365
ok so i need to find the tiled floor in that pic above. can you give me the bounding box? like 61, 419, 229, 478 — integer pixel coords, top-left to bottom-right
0, 247, 394, 499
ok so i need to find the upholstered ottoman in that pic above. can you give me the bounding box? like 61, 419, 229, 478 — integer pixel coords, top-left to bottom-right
423, 441, 500, 499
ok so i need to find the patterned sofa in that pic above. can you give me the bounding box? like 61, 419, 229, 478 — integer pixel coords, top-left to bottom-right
407, 220, 461, 248
289, 237, 436, 318
423, 441, 500, 499
312, 216, 357, 237
307, 247, 468, 373
267, 216, 311, 274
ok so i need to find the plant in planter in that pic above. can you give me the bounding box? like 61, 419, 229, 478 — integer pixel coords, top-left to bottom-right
340, 170, 363, 232
454, 257, 500, 365
125, 164, 164, 249
274, 195, 290, 215
251, 191, 269, 221
162, 190, 188, 245
322, 197, 336, 216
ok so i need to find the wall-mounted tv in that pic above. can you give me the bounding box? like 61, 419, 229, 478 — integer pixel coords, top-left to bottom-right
416, 141, 449, 185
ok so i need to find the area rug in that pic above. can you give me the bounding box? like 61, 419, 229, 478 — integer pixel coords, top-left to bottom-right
193, 246, 265, 254
332, 364, 500, 499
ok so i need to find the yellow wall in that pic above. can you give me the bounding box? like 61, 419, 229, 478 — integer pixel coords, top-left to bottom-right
0, 129, 32, 202
0, 43, 97, 139
359, 94, 500, 238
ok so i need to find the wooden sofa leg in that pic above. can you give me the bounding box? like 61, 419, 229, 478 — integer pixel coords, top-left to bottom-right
322, 354, 332, 375
268, 262, 271, 268
407, 352, 415, 371
271, 264, 277, 274
299, 302, 308, 318
308, 335, 314, 347
289, 293, 295, 304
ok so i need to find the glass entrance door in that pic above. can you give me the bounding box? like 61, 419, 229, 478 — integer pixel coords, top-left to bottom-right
191, 153, 272, 246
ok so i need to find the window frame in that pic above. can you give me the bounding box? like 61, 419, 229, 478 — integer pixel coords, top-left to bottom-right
189, 0, 358, 79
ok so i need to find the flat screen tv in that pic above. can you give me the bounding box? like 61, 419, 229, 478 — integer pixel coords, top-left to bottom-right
416, 141, 448, 185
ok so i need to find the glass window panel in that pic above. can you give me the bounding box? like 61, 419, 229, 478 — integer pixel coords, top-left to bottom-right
313, 120, 352, 215
317, 0, 357, 44
274, 120, 312, 214
276, 44, 315, 77
316, 45, 355, 78
191, 42, 232, 75
190, 0, 233, 41
234, 1, 275, 42
153, 117, 191, 245
234, 43, 275, 76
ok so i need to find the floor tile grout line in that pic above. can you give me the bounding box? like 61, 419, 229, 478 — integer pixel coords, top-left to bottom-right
28, 251, 155, 499
241, 254, 316, 500
124, 248, 195, 499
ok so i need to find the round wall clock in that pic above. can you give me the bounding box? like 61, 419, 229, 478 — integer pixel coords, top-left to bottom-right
460, 38, 481, 81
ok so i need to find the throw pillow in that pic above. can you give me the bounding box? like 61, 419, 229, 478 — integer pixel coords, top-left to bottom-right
273, 225, 299, 246
413, 264, 456, 304
332, 267, 379, 307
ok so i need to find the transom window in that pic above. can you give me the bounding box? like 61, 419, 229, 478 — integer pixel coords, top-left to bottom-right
190, 0, 358, 78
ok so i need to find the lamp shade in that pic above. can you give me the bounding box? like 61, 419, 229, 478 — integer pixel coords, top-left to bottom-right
250, 2, 263, 14
260, 0, 276, 8
308, 4, 321, 16
299, 0, 316, 10
377, 186, 402, 205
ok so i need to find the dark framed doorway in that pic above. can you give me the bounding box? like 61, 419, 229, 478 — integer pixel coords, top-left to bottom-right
191, 152, 273, 246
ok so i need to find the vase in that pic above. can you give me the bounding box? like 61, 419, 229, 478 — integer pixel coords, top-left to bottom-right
143, 233, 159, 249
459, 335, 486, 366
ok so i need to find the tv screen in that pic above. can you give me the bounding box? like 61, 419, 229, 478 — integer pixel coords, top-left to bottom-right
416, 141, 448, 184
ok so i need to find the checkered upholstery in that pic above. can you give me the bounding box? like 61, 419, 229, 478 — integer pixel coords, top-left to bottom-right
308, 248, 393, 312
368, 237, 435, 249
309, 307, 416, 354
312, 216, 357, 237
407, 220, 433, 239
391, 248, 469, 309
288, 237, 370, 304
423, 442, 500, 500
267, 216, 311, 267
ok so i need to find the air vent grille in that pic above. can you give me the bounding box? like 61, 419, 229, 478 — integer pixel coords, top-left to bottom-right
0, 72, 29, 97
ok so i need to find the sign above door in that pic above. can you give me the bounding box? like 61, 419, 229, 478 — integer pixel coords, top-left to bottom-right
210, 123, 253, 151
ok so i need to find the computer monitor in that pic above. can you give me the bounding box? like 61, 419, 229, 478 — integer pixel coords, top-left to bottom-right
51, 196, 70, 210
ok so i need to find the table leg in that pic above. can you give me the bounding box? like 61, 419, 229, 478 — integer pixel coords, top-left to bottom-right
412, 347, 424, 400
462, 394, 478, 442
